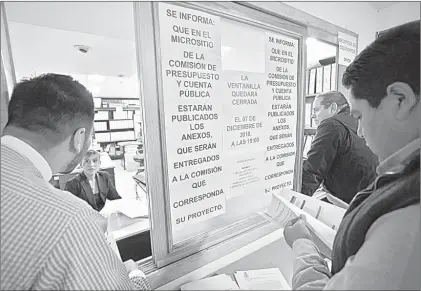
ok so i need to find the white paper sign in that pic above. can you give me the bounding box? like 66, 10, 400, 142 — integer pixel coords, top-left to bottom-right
158, 3, 225, 243
264, 32, 299, 195
221, 71, 266, 199
338, 31, 357, 66
224, 149, 265, 199
158, 3, 303, 244
222, 71, 266, 152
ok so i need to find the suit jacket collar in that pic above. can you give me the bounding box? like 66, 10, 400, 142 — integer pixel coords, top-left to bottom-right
79, 172, 96, 207
79, 171, 108, 207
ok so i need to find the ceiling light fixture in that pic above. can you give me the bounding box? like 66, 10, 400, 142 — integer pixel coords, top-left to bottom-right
74, 45, 91, 54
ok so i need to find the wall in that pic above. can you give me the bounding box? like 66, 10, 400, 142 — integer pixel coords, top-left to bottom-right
376, 2, 420, 32
284, 2, 378, 53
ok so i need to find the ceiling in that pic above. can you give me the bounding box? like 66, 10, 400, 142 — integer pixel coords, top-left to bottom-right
4, 2, 139, 97
5, 2, 135, 41
8, 21, 137, 78
367, 2, 399, 11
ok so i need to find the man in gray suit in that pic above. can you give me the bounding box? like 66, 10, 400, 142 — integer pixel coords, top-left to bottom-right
1, 74, 149, 290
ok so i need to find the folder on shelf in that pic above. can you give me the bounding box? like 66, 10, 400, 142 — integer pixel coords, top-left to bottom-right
95, 111, 109, 120
331, 64, 337, 90
308, 68, 316, 95
323, 65, 331, 92
315, 67, 323, 93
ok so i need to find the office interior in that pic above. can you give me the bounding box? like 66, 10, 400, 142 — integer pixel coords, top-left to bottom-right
1, 2, 418, 290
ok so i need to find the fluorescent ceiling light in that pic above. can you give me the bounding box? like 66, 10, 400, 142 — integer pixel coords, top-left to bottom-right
87, 74, 106, 83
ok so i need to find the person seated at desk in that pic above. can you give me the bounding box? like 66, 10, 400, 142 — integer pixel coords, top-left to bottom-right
65, 150, 121, 211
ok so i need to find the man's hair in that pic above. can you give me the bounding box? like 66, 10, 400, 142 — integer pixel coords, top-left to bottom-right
82, 149, 101, 164
342, 20, 420, 108
7, 73, 95, 143
316, 91, 349, 109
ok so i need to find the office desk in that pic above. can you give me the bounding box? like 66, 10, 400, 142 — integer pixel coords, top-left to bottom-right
215, 237, 295, 286
50, 166, 115, 190
155, 230, 295, 290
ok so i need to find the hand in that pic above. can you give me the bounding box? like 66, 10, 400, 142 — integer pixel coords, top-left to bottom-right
124, 259, 139, 273
283, 215, 313, 248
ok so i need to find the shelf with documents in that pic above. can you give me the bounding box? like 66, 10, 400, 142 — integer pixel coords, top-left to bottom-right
94, 119, 136, 142
93, 114, 137, 160
307, 55, 337, 95
109, 128, 135, 132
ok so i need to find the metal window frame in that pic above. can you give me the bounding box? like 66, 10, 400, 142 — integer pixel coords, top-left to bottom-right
1, 2, 17, 99
134, 1, 308, 271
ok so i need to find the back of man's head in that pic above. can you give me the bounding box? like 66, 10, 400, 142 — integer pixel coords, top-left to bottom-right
317, 91, 349, 111
342, 20, 420, 107
6, 73, 95, 144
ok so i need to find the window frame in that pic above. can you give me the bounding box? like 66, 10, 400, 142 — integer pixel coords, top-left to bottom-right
134, 0, 308, 269
1, 2, 17, 99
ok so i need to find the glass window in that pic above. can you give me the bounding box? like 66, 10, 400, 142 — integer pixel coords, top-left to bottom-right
5, 1, 150, 262
138, 1, 306, 267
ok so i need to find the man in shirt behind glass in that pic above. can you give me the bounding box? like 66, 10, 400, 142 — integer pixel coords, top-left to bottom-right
1, 74, 149, 290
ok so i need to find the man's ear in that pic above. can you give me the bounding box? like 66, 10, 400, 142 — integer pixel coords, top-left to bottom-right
387, 82, 418, 120
330, 102, 338, 114
72, 128, 86, 153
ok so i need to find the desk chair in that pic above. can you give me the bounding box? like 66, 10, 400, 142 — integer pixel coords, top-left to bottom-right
133, 173, 147, 201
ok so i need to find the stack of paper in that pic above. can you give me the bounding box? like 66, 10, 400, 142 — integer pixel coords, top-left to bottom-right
234, 268, 290, 290
277, 189, 346, 230
180, 274, 239, 290
100, 198, 148, 219
261, 190, 344, 259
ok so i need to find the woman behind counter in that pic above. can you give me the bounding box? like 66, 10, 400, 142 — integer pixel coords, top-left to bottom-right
65, 150, 121, 211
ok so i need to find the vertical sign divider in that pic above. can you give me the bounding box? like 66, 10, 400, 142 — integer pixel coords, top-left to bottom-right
151, 2, 176, 252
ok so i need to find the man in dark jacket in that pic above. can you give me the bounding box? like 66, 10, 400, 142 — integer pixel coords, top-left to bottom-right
302, 91, 378, 204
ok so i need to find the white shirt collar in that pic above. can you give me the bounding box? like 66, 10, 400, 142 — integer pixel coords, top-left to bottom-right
377, 138, 420, 176
1, 135, 53, 181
